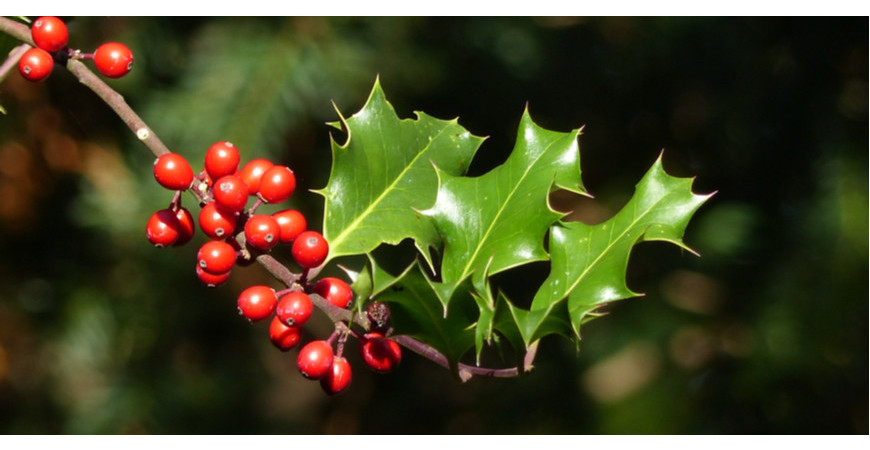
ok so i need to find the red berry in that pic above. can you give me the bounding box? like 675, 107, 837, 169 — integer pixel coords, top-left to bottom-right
196, 265, 230, 287
153, 153, 194, 191
18, 47, 53, 82
145, 208, 181, 247
313, 277, 353, 309
272, 209, 306, 243
244, 214, 280, 251
94, 42, 134, 78
238, 158, 274, 195
237, 285, 277, 322
173, 207, 196, 246
198, 202, 237, 240
359, 332, 402, 373
268, 316, 301, 351
292, 231, 329, 269
197, 240, 236, 274
297, 340, 334, 380
257, 165, 296, 204
275, 291, 313, 327
204, 141, 240, 180
31, 16, 68, 52
213, 174, 249, 213
320, 356, 352, 396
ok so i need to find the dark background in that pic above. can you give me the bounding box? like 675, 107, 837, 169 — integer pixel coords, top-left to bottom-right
0, 17, 866, 434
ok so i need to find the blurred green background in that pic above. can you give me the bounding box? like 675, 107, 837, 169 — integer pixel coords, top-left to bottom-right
0, 17, 866, 434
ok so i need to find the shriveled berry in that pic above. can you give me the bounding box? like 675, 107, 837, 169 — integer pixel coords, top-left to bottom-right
297, 340, 334, 380
291, 230, 328, 269
198, 202, 237, 240
258, 165, 296, 204
269, 316, 302, 351
204, 141, 240, 180
272, 209, 306, 243
94, 42, 134, 78
18, 47, 53, 82
237, 285, 277, 322
359, 332, 402, 373
197, 240, 236, 274
320, 356, 352, 396
244, 214, 280, 252
313, 277, 353, 309
238, 158, 274, 195
31, 16, 68, 52
153, 153, 194, 191
275, 291, 313, 327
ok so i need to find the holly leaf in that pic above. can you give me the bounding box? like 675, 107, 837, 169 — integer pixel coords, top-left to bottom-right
423, 110, 586, 310
315, 79, 484, 269
513, 154, 714, 345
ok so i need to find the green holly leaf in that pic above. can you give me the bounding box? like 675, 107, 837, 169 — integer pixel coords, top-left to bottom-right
316, 79, 484, 269
423, 110, 586, 310
513, 154, 714, 345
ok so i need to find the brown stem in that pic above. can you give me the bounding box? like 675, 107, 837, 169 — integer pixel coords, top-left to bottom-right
0, 43, 30, 84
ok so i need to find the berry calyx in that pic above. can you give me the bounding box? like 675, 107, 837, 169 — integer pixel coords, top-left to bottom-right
213, 174, 249, 213
320, 356, 352, 396
153, 153, 194, 191
204, 141, 240, 180
257, 165, 296, 204
237, 285, 277, 322
244, 214, 280, 252
272, 209, 306, 243
275, 291, 313, 327
145, 208, 181, 247
297, 340, 334, 380
238, 158, 274, 195
198, 202, 237, 240
93, 42, 134, 78
291, 231, 329, 269
313, 277, 353, 309
359, 332, 402, 373
197, 240, 237, 275
31, 16, 68, 52
18, 47, 53, 82
196, 265, 230, 287
269, 316, 302, 351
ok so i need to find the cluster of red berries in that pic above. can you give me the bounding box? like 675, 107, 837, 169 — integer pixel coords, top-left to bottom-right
146, 142, 401, 395
19, 16, 133, 82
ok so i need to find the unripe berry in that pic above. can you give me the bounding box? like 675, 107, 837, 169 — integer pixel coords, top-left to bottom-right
297, 340, 334, 380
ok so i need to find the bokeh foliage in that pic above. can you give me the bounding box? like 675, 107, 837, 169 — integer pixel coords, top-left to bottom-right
0, 17, 866, 434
